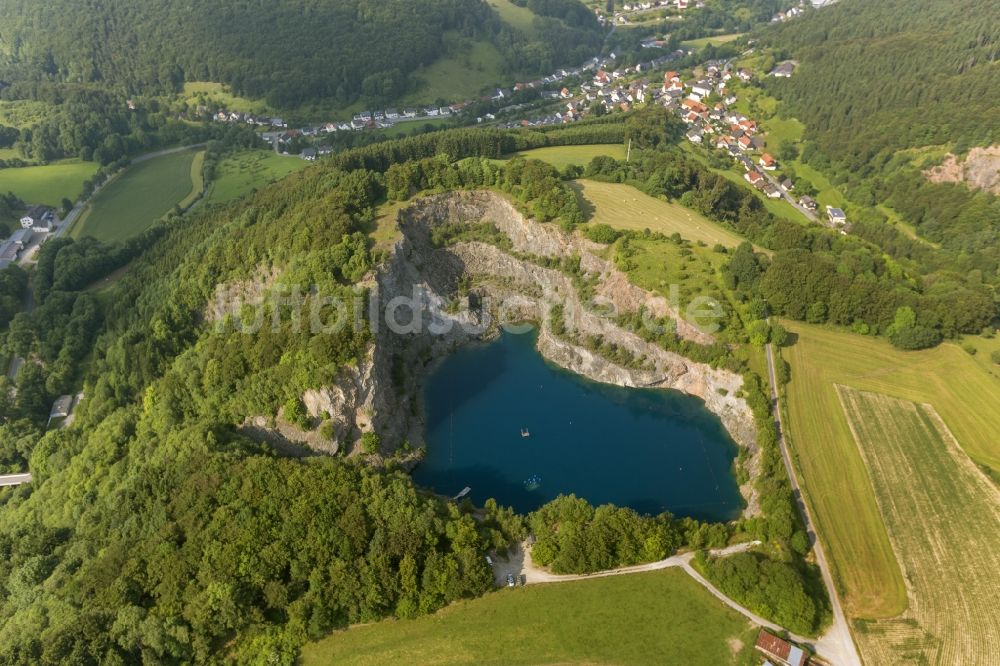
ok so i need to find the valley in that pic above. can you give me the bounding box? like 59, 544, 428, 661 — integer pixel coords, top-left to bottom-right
0, 0, 998, 664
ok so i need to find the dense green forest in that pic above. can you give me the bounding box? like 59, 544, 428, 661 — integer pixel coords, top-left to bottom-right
759, 0, 1000, 273
762, 0, 1000, 168
0, 0, 601, 108
0, 117, 834, 660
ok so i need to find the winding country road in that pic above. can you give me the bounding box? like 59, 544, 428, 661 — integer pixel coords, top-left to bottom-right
766, 342, 862, 666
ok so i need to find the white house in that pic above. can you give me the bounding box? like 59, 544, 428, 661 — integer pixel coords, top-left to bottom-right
827, 206, 847, 225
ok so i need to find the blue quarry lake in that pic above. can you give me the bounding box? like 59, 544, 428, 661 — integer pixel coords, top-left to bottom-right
413, 330, 744, 522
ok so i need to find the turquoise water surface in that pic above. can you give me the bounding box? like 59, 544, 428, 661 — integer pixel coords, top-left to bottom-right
413, 330, 744, 521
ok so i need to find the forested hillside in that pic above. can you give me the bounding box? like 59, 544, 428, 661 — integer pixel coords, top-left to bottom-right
0, 0, 601, 108
758, 0, 1000, 294
762, 0, 1000, 169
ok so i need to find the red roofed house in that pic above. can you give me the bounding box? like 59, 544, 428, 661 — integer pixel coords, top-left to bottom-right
745, 170, 764, 186
664, 71, 680, 82
760, 153, 777, 170
739, 119, 758, 133
755, 631, 808, 666
738, 135, 754, 151
681, 98, 708, 113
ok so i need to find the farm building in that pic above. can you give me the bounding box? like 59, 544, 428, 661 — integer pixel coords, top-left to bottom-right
20, 205, 54, 230
755, 630, 808, 666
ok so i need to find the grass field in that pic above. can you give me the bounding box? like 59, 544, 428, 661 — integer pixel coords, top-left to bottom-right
365, 200, 406, 252
682, 32, 745, 49
403, 33, 512, 104
203, 150, 308, 206
761, 117, 804, 151
780, 322, 1000, 623
182, 81, 272, 116
573, 179, 747, 247
0, 159, 99, 207
513, 144, 626, 168
300, 569, 759, 666
71, 150, 198, 242
624, 237, 731, 328
836, 386, 1000, 665
487, 0, 538, 34
177, 151, 206, 209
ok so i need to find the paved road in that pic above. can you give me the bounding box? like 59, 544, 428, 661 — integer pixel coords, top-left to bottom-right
759, 169, 818, 222
0, 473, 31, 487
766, 342, 862, 666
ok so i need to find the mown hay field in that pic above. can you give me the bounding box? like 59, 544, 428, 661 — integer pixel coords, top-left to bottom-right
574, 179, 747, 248
780, 322, 1000, 622
837, 386, 1000, 665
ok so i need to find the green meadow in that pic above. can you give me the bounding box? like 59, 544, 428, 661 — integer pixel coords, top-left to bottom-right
71, 150, 198, 242
301, 569, 759, 666
0, 160, 100, 207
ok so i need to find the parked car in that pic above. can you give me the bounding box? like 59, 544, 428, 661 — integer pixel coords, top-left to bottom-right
506, 573, 515, 587
485, 555, 493, 566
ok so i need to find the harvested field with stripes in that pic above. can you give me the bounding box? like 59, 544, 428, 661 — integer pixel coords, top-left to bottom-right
837, 386, 1000, 665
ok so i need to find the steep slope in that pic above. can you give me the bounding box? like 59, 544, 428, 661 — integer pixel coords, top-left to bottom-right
0, 0, 602, 108
761, 0, 1000, 170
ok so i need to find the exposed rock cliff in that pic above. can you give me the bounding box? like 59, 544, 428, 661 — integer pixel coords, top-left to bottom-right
242, 190, 761, 515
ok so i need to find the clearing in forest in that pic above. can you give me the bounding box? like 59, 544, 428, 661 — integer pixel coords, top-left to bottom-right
574, 179, 746, 248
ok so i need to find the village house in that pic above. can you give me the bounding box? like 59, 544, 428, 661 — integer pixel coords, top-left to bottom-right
781, 177, 794, 191
770, 61, 796, 78
754, 631, 808, 666
745, 170, 764, 186
760, 153, 777, 170
827, 206, 848, 225
691, 81, 714, 98
799, 195, 818, 211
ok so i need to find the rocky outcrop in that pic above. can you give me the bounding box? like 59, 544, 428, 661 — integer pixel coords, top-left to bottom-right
924, 145, 1000, 195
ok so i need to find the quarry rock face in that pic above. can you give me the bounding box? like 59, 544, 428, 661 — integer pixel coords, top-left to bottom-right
243, 190, 761, 515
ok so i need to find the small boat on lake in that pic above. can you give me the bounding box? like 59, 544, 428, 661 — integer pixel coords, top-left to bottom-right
521, 428, 530, 438
524, 474, 541, 491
